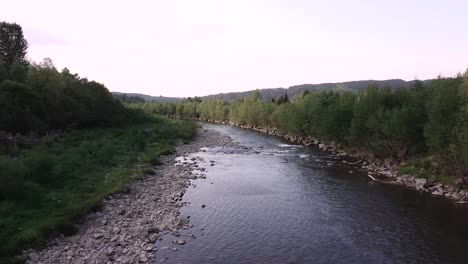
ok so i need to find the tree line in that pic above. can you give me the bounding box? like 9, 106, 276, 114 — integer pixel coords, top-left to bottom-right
0, 22, 199, 260
129, 75, 468, 180
0, 22, 143, 136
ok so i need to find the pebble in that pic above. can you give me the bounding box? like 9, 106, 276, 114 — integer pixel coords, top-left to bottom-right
21, 129, 241, 263
175, 239, 186, 245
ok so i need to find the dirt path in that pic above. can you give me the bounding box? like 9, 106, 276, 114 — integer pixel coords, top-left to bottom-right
24, 127, 237, 264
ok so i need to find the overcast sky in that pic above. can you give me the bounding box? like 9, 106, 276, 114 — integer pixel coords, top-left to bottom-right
3, 0, 468, 97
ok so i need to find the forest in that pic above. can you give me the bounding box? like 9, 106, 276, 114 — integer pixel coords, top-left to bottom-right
129, 75, 468, 184
0, 22, 197, 262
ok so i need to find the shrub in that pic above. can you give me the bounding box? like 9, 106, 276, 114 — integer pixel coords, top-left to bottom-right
0, 156, 26, 200
24, 147, 57, 183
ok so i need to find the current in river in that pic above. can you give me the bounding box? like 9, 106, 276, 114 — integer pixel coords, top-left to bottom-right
155, 124, 468, 264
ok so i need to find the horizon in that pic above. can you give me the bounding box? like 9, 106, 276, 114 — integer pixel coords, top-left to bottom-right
117, 77, 432, 98
3, 0, 468, 97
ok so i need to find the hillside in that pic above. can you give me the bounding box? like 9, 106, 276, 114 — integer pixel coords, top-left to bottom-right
112, 92, 182, 103
114, 79, 431, 103
202, 79, 426, 102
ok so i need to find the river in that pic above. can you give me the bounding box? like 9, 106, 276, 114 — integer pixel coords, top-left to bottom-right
154, 124, 468, 264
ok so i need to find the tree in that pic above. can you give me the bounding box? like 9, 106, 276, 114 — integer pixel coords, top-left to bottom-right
424, 77, 462, 154
453, 71, 468, 178
0, 58, 7, 83
274, 93, 289, 104
0, 22, 28, 68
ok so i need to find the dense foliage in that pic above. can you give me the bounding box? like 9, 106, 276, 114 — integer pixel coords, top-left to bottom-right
129, 75, 468, 180
0, 22, 28, 68
0, 58, 140, 134
0, 118, 197, 260
0, 22, 198, 261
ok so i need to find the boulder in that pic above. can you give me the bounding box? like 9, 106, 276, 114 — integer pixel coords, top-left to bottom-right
454, 178, 466, 188
175, 239, 186, 245
29, 253, 39, 262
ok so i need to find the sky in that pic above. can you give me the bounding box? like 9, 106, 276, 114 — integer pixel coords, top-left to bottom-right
2, 0, 468, 97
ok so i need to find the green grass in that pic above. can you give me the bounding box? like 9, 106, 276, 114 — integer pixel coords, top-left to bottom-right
0, 116, 197, 263
397, 157, 460, 185
397, 158, 433, 179
439, 175, 457, 185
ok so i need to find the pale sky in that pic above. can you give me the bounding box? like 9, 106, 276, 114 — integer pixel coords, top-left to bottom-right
2, 0, 468, 97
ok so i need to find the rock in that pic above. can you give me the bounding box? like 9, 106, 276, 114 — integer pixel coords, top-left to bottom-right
414, 178, 427, 189
454, 178, 465, 188
446, 186, 456, 193
432, 189, 444, 196
175, 239, 186, 245
449, 192, 463, 200
201, 204, 206, 208
94, 233, 104, 239
148, 233, 159, 242
29, 252, 39, 262
145, 245, 154, 252
118, 209, 126, 215
147, 227, 160, 234
139, 255, 149, 263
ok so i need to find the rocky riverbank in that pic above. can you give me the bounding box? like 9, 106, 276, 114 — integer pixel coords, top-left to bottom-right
23, 127, 238, 264
199, 119, 468, 205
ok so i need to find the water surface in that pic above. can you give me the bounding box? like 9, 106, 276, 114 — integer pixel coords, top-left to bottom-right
155, 124, 468, 264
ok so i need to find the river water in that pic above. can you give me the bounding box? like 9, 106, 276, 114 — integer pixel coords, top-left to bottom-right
155, 124, 468, 264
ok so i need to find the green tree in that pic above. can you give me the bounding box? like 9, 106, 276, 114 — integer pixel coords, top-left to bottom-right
424, 77, 463, 154
0, 58, 7, 83
0, 22, 28, 68
453, 71, 468, 178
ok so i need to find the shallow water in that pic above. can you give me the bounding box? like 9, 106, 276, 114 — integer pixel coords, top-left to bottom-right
155, 124, 468, 264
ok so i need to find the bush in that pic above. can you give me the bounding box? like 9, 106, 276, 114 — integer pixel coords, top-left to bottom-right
0, 156, 27, 200
24, 147, 57, 183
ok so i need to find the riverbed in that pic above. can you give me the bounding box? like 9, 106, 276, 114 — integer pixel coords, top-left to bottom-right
155, 124, 468, 264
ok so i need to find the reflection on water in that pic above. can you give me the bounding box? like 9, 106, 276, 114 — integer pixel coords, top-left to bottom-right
155, 124, 468, 264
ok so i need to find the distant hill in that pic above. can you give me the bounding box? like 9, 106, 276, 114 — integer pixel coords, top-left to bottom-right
112, 92, 182, 103
113, 79, 431, 103
202, 79, 429, 102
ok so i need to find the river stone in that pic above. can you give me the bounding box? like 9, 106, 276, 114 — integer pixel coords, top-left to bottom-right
454, 178, 465, 188
29, 252, 39, 261
139, 255, 148, 263
415, 178, 427, 189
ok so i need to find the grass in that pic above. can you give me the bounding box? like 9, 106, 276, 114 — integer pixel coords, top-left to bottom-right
0, 116, 197, 263
397, 156, 459, 185
439, 175, 457, 185
397, 158, 433, 179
